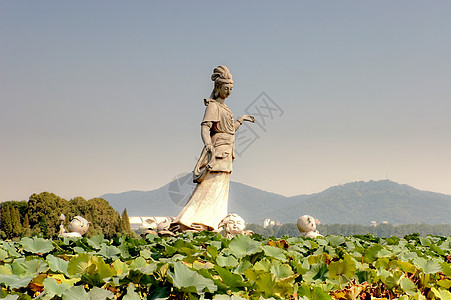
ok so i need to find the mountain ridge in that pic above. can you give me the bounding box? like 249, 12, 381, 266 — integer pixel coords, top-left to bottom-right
100, 177, 451, 225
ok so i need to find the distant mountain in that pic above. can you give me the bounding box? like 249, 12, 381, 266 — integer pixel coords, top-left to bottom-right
101, 177, 451, 225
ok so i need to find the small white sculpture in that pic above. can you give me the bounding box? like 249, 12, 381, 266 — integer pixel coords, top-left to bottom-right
218, 213, 247, 239
59, 214, 90, 237
297, 215, 322, 238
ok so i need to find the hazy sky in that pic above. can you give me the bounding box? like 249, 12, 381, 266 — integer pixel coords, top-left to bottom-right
1, 1, 450, 202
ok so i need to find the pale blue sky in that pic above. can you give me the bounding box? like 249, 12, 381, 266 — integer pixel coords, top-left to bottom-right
1, 1, 450, 202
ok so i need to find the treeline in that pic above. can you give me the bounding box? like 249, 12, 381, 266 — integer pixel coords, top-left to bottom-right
247, 223, 451, 238
0, 192, 132, 239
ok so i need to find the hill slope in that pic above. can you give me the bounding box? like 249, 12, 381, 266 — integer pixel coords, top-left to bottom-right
101, 178, 451, 225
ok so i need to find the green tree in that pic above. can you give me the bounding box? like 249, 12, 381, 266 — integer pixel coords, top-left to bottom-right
27, 192, 69, 238
10, 206, 23, 237
1, 204, 13, 238
86, 198, 121, 238
120, 208, 132, 235
69, 197, 91, 219
0, 203, 23, 239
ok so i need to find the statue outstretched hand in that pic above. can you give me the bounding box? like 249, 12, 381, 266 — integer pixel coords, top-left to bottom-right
239, 115, 255, 123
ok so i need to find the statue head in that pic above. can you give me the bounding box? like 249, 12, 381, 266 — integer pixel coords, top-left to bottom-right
219, 213, 245, 236
210, 65, 233, 100
297, 215, 317, 233
68, 216, 90, 236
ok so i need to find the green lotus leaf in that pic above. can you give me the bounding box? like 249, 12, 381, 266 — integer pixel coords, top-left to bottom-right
0, 248, 9, 261
413, 257, 442, 274
431, 287, 451, 300
167, 261, 217, 294
233, 260, 252, 274
50, 274, 80, 287
20, 237, 54, 254
400, 277, 417, 296
3, 241, 21, 258
308, 253, 331, 265
437, 279, 451, 289
122, 283, 141, 300
11, 259, 49, 277
73, 246, 86, 253
298, 284, 332, 300
395, 260, 416, 273
228, 234, 262, 258
43, 277, 70, 297
326, 235, 346, 247
254, 258, 273, 272
148, 286, 171, 300
2, 294, 19, 300
254, 273, 276, 297
363, 244, 383, 263
0, 265, 12, 275
214, 265, 247, 288
118, 243, 131, 259
112, 259, 129, 276
442, 263, 451, 277
303, 262, 329, 283
262, 245, 287, 261
217, 255, 239, 268
328, 254, 356, 280
271, 263, 294, 280
97, 244, 121, 260
129, 256, 148, 269
90, 256, 117, 278
0, 274, 33, 289
46, 254, 69, 275
87, 235, 107, 250
139, 249, 152, 259
67, 253, 92, 276
62, 285, 89, 300
88, 286, 114, 300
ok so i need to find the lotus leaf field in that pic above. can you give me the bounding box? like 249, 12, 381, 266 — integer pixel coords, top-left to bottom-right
1, 232, 450, 300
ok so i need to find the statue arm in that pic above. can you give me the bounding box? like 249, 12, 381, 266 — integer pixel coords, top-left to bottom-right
234, 115, 255, 131
201, 122, 214, 153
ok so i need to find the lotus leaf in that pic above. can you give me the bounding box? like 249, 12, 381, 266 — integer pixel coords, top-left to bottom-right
46, 254, 69, 275
20, 237, 54, 254
228, 234, 262, 258
328, 254, 356, 280
43, 277, 70, 297
167, 261, 217, 294
62, 285, 89, 300
413, 257, 443, 274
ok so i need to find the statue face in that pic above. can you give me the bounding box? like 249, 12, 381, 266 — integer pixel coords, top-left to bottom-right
68, 216, 89, 235
226, 215, 245, 235
297, 215, 316, 232
218, 83, 233, 99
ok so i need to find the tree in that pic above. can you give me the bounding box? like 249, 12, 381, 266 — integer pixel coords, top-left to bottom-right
120, 208, 132, 235
1, 204, 13, 238
69, 197, 91, 219
86, 198, 122, 238
0, 203, 23, 239
27, 192, 69, 238
23, 213, 30, 229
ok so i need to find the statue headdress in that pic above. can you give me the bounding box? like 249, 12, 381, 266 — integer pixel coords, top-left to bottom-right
210, 65, 233, 99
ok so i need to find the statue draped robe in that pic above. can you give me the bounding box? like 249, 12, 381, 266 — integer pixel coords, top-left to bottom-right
171, 99, 235, 232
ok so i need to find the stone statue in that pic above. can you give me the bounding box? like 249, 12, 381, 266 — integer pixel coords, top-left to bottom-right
59, 214, 90, 237
297, 215, 323, 238
218, 213, 246, 239
170, 66, 254, 232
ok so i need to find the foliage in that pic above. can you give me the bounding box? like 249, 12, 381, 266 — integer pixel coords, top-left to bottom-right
1, 193, 124, 239
0, 232, 450, 299
247, 223, 451, 238
121, 208, 132, 235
